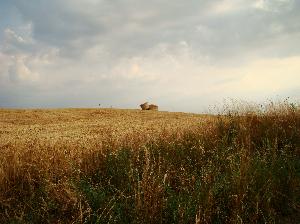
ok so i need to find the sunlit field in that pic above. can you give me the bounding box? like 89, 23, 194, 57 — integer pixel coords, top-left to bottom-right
0, 102, 299, 223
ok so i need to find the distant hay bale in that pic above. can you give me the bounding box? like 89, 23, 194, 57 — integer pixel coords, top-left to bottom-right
140, 102, 149, 110
140, 102, 158, 111
148, 104, 158, 111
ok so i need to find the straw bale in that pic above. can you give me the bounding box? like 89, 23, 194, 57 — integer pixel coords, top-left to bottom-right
140, 102, 149, 110
148, 104, 158, 111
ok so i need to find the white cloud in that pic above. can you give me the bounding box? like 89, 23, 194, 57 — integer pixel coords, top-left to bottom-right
211, 0, 247, 13
8, 55, 39, 82
0, 25, 59, 85
4, 28, 26, 43
253, 0, 294, 12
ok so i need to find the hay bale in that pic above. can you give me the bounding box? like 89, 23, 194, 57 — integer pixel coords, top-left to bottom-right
140, 102, 149, 110
148, 104, 158, 111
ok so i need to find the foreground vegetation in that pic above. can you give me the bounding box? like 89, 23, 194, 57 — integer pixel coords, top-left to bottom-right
0, 102, 299, 223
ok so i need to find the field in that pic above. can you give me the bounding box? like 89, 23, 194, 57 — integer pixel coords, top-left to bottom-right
0, 103, 299, 223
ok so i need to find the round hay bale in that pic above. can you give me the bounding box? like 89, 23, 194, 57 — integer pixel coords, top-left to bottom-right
149, 104, 158, 111
140, 102, 149, 110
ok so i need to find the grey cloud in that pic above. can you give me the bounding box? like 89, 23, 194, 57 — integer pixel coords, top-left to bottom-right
4, 0, 300, 61
8, 1, 213, 57
192, 3, 300, 61
0, 0, 299, 111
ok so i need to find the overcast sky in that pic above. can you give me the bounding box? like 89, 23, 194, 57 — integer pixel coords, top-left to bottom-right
0, 0, 299, 112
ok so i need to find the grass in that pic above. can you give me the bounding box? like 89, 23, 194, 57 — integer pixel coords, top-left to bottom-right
0, 102, 299, 223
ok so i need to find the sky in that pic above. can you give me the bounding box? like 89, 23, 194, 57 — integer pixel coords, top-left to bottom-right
0, 0, 299, 112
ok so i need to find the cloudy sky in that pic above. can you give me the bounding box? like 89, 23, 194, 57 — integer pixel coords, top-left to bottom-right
0, 0, 299, 112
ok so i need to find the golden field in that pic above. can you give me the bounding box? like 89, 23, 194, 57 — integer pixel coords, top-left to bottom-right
0, 108, 209, 153
0, 108, 210, 223
0, 104, 299, 223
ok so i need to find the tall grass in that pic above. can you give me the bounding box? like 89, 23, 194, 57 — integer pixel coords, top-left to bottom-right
0, 102, 299, 223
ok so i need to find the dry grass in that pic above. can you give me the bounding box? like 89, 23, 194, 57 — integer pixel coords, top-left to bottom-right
0, 103, 299, 223
0, 108, 209, 223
